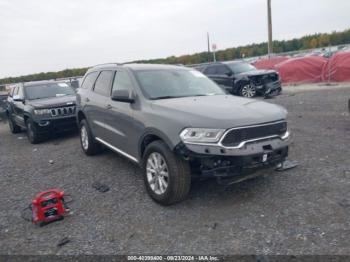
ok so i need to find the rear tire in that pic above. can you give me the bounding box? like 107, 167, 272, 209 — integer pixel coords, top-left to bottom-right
79, 119, 102, 156
26, 118, 42, 144
142, 140, 191, 205
8, 114, 21, 134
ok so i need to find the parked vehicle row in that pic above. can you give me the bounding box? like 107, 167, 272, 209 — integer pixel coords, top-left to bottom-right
6, 64, 290, 205
0, 92, 8, 120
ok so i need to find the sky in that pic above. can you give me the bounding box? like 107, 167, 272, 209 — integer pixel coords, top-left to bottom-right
0, 0, 349, 78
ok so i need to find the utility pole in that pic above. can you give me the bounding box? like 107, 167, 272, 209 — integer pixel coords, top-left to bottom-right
267, 0, 273, 57
212, 43, 217, 62
207, 32, 211, 62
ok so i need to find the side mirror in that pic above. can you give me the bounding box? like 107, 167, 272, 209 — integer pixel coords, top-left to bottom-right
111, 89, 135, 103
225, 71, 233, 77
70, 80, 80, 89
13, 95, 24, 102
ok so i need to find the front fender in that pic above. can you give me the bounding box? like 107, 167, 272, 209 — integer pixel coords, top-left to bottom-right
138, 127, 176, 159
233, 78, 250, 94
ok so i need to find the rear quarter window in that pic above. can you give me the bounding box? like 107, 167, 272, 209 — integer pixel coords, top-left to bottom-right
204, 66, 217, 75
216, 65, 231, 75
81, 71, 99, 90
93, 71, 115, 97
12, 86, 19, 96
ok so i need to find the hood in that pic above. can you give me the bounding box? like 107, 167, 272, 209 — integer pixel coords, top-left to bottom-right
236, 69, 277, 78
27, 95, 76, 109
150, 95, 287, 129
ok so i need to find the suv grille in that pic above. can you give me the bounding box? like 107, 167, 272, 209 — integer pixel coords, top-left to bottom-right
50, 106, 76, 117
221, 122, 287, 147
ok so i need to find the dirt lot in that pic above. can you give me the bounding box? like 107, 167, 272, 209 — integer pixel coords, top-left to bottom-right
0, 84, 349, 255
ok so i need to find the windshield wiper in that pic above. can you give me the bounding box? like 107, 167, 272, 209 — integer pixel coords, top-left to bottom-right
150, 95, 184, 100
182, 94, 219, 97
150, 94, 220, 100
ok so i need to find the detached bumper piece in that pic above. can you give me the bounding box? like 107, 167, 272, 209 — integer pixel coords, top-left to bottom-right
262, 81, 282, 98
34, 116, 77, 134
275, 160, 299, 172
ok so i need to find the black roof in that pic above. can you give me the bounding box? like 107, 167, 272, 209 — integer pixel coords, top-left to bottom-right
192, 60, 246, 68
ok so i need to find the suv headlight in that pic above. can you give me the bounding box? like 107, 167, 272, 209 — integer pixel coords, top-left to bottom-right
180, 128, 225, 143
34, 109, 51, 115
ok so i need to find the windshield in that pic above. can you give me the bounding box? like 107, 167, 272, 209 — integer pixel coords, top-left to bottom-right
134, 69, 225, 99
226, 63, 256, 74
25, 82, 75, 100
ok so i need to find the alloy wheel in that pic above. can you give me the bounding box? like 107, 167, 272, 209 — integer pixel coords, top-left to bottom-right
146, 152, 169, 195
81, 125, 89, 150
241, 85, 256, 98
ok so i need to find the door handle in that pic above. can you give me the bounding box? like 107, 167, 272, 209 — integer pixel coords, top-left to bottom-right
106, 104, 112, 110
85, 98, 90, 102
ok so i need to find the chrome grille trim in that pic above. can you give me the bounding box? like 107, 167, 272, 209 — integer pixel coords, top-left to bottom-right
50, 106, 76, 117
219, 121, 287, 148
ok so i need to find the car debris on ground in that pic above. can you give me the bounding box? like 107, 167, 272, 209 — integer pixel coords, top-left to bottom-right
92, 182, 110, 193
57, 237, 71, 248
275, 160, 299, 172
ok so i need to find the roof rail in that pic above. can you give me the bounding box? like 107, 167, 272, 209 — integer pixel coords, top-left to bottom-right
92, 62, 124, 68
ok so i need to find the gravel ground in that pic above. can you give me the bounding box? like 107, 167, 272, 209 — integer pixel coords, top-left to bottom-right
0, 84, 349, 255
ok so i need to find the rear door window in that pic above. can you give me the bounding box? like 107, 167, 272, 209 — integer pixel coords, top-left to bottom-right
93, 71, 115, 96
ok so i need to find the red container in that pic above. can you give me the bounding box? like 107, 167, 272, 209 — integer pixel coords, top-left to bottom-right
31, 189, 68, 226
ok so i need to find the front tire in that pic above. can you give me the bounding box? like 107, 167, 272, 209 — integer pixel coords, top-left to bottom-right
142, 140, 191, 205
79, 119, 102, 155
8, 114, 21, 134
26, 118, 42, 144
239, 83, 257, 98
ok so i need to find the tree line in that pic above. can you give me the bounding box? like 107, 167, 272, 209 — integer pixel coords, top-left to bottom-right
1, 28, 350, 85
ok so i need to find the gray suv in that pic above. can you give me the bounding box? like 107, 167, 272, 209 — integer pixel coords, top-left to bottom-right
76, 63, 290, 205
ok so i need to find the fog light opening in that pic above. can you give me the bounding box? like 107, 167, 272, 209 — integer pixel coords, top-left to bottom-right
39, 121, 50, 127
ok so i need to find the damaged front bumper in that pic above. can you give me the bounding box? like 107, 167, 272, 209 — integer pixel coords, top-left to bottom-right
255, 80, 282, 97
175, 135, 289, 181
